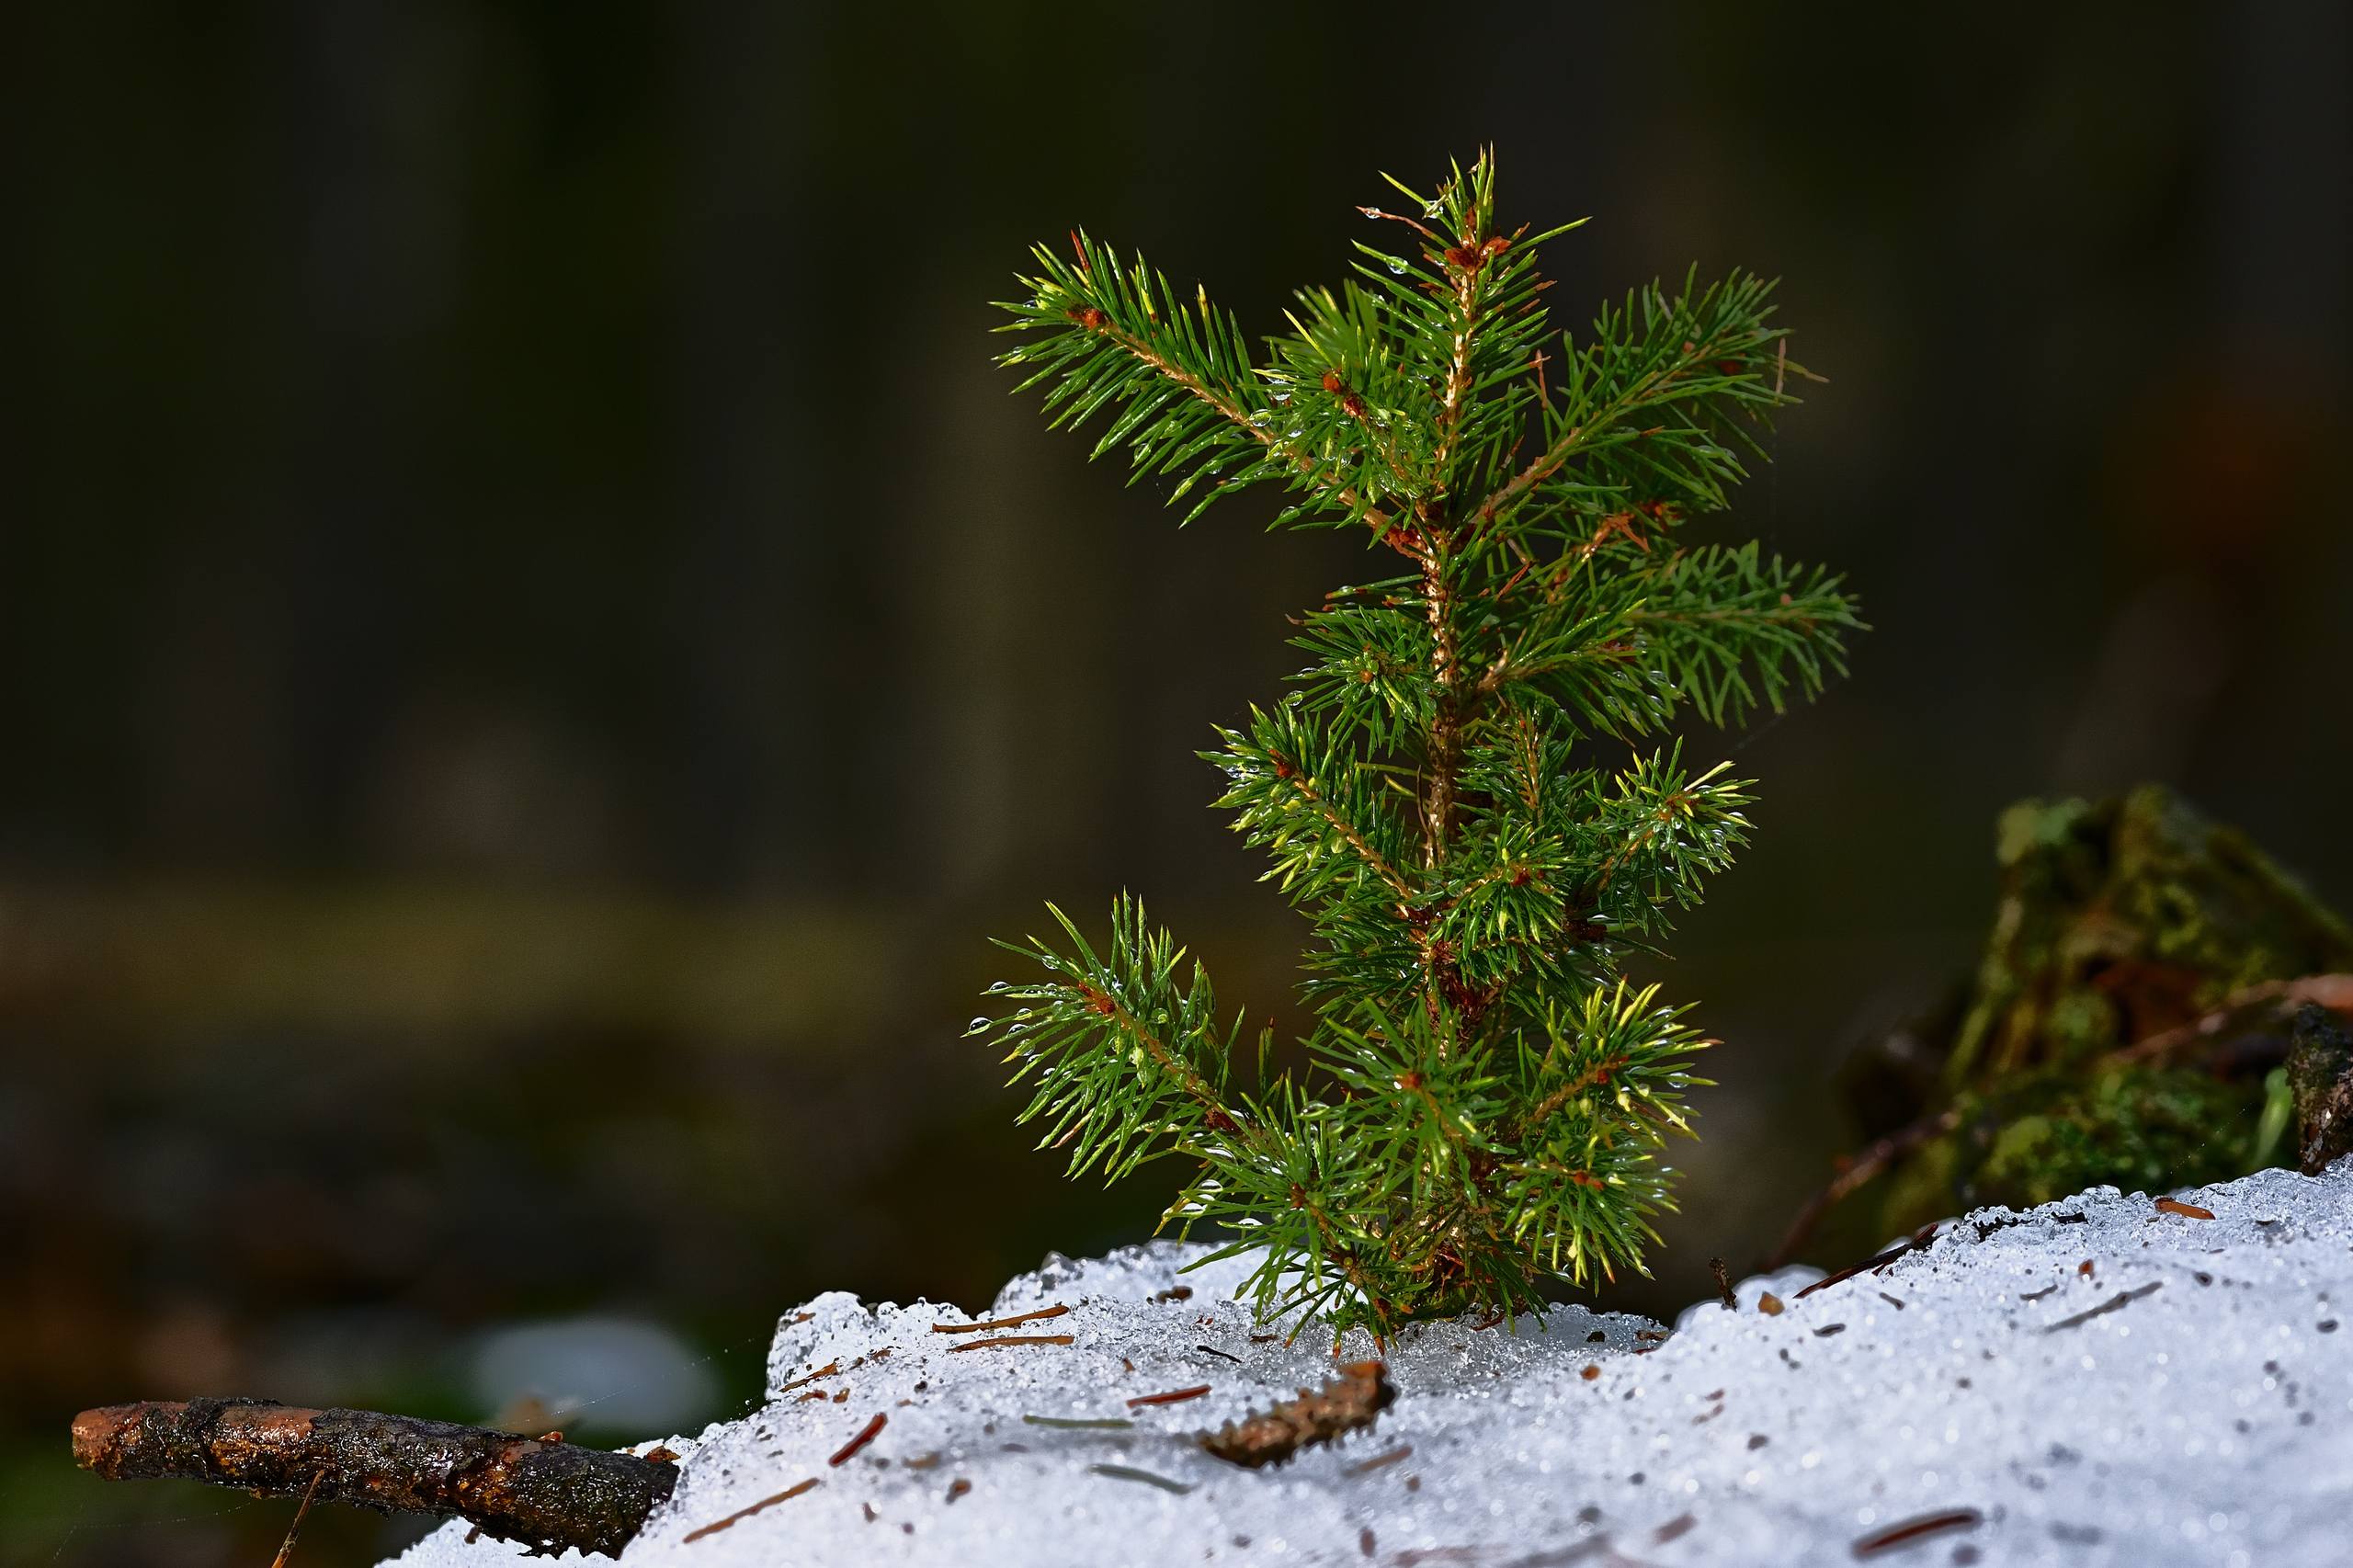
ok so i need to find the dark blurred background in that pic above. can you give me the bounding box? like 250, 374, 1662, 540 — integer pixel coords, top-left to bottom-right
4, 3, 2347, 1562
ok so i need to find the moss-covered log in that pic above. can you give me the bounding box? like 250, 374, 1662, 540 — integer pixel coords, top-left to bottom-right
71, 1398, 676, 1557
2289, 1003, 2353, 1176
1821, 787, 2353, 1246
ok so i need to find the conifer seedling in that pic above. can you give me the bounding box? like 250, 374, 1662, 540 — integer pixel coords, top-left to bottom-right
972, 153, 1862, 1338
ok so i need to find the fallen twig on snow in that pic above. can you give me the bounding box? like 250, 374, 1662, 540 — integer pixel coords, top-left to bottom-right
71, 1398, 677, 1557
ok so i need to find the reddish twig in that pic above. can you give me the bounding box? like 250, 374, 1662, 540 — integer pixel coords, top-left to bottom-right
827, 1414, 886, 1466
1344, 1444, 1412, 1476
1793, 1224, 1940, 1301
931, 1304, 1071, 1334
776, 1359, 840, 1393
2106, 974, 2353, 1068
267, 1469, 325, 1568
680, 1478, 818, 1544
1852, 1508, 1981, 1557
1768, 1107, 1960, 1269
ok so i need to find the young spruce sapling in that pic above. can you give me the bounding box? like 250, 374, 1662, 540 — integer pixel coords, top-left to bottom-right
971, 153, 1862, 1338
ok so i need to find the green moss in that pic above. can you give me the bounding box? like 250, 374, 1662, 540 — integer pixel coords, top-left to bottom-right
1875, 786, 2351, 1233
1967, 1066, 2251, 1209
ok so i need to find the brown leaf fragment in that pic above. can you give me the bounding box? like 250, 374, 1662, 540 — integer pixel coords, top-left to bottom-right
944, 1478, 972, 1503
1201, 1361, 1394, 1469
1580, 1365, 1600, 1381
1126, 1385, 1212, 1409
1757, 1292, 1784, 1315
2155, 1199, 2214, 1220
1654, 1512, 1697, 1543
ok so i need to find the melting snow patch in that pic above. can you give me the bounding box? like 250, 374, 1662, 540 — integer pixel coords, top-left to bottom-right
392, 1161, 2353, 1566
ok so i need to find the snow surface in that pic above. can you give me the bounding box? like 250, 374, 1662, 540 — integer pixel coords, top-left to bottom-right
392, 1163, 2353, 1567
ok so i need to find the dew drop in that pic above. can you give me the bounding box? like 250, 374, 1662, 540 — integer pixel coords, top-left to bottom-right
966, 1017, 991, 1034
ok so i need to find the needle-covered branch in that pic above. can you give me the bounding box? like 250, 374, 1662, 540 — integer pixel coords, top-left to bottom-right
1620, 543, 1862, 727
1473, 269, 1805, 539
977, 897, 1261, 1183
980, 151, 1859, 1336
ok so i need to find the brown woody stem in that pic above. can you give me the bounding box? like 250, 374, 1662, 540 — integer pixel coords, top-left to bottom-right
1765, 1106, 1962, 1270
1420, 550, 1461, 868
71, 1399, 676, 1558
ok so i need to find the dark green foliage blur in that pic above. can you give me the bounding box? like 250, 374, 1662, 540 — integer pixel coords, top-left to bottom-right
4, 6, 2347, 1565
1863, 787, 2353, 1233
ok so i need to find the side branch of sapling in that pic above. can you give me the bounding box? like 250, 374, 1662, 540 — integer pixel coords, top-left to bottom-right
1032, 239, 1416, 556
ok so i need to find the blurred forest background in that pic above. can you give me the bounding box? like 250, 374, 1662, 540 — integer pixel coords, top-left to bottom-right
4, 3, 2348, 1562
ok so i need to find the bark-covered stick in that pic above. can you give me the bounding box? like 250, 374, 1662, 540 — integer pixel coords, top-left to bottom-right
72, 1398, 677, 1558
